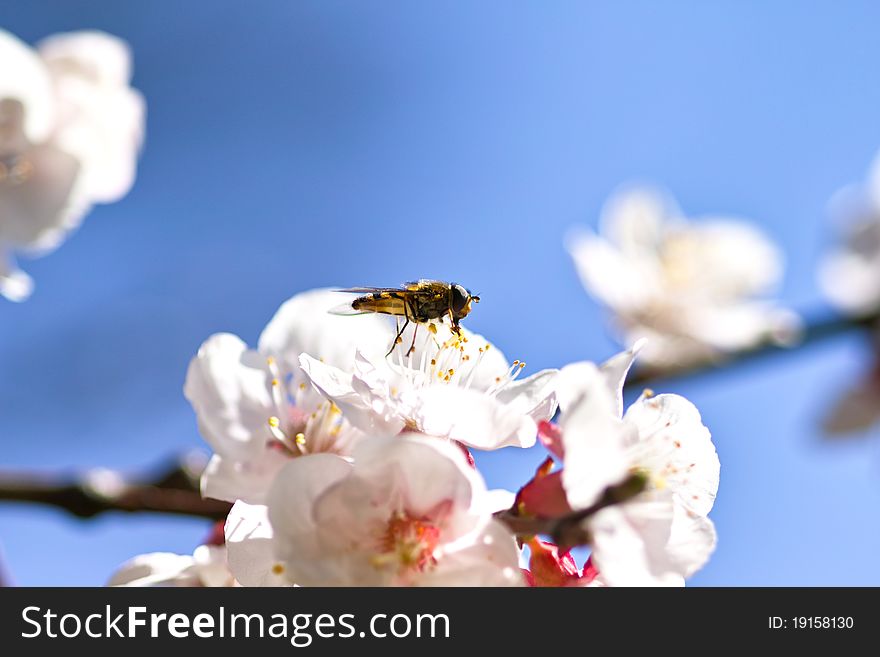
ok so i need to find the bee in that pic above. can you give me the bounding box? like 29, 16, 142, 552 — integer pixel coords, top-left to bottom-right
332, 279, 480, 356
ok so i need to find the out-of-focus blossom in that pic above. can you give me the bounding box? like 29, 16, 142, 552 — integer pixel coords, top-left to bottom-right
567, 186, 799, 368
819, 152, 880, 315
300, 322, 557, 451
0, 29, 144, 301
539, 344, 720, 586
818, 154, 880, 435
108, 545, 234, 587
225, 435, 523, 587
184, 289, 394, 505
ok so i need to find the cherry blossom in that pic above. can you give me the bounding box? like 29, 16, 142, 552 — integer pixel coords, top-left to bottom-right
542, 344, 720, 586
567, 185, 799, 368
184, 288, 395, 504
0, 29, 144, 301
107, 545, 234, 587
225, 435, 524, 587
300, 322, 557, 450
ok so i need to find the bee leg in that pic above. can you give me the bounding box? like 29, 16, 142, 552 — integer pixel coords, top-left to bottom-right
387, 318, 410, 358
406, 323, 419, 356
450, 316, 462, 337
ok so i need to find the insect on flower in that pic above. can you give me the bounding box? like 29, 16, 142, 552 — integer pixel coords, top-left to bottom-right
331, 279, 480, 356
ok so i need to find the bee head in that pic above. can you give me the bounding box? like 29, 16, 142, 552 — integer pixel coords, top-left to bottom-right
450, 283, 478, 321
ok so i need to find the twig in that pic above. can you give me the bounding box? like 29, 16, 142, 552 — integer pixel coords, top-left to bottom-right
623, 309, 880, 390
494, 473, 647, 548
0, 451, 231, 521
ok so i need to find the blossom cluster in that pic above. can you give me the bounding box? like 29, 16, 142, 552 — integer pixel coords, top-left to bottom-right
111, 288, 720, 587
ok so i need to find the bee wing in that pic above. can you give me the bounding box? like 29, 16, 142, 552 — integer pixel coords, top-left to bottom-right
336, 286, 401, 294
327, 300, 371, 316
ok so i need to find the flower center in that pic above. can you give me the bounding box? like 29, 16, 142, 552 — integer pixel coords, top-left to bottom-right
371, 511, 441, 575
0, 154, 34, 186
387, 322, 527, 397
265, 356, 348, 456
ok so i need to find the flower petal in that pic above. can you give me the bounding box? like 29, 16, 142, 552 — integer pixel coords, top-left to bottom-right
266, 454, 353, 566
623, 393, 719, 516
107, 552, 199, 587
225, 501, 289, 587
588, 498, 684, 587
259, 288, 395, 376
558, 364, 632, 508
423, 520, 523, 587
494, 368, 558, 423
414, 385, 537, 450
0, 29, 55, 142
299, 353, 403, 435
599, 342, 644, 417
183, 334, 274, 458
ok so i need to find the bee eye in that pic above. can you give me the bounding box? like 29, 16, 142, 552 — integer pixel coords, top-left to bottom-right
451, 285, 469, 314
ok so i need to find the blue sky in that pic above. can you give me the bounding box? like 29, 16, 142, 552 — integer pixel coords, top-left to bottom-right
2, 1, 880, 585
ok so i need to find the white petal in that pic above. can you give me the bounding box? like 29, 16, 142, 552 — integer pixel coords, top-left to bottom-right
482, 488, 516, 514
224, 501, 288, 587
107, 552, 199, 587
266, 454, 353, 567
414, 385, 537, 449
623, 393, 719, 516
675, 220, 782, 299
192, 545, 235, 587
667, 504, 717, 578
0, 130, 84, 251
558, 364, 632, 508
0, 253, 33, 302
566, 228, 660, 313
37, 31, 144, 203
259, 288, 396, 375
349, 434, 484, 541
0, 30, 55, 142
599, 342, 644, 417
494, 368, 558, 423
299, 353, 402, 434
421, 520, 523, 586
200, 449, 289, 505
588, 498, 684, 587
38, 31, 133, 86
600, 185, 676, 255
183, 334, 275, 458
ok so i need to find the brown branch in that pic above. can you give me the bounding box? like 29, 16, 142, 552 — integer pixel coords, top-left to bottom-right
494, 473, 647, 549
623, 309, 880, 390
0, 451, 231, 521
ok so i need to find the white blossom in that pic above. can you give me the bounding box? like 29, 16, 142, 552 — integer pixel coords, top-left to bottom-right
184, 288, 394, 504
819, 150, 880, 315
554, 344, 720, 586
0, 29, 144, 301
225, 435, 523, 587
108, 545, 234, 587
568, 186, 798, 368
300, 322, 557, 451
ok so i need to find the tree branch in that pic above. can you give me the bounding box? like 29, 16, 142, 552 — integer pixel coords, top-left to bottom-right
623, 309, 880, 390
494, 473, 647, 549
0, 451, 231, 521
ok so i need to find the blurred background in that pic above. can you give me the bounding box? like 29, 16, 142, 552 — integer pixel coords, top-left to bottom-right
2, 0, 880, 585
